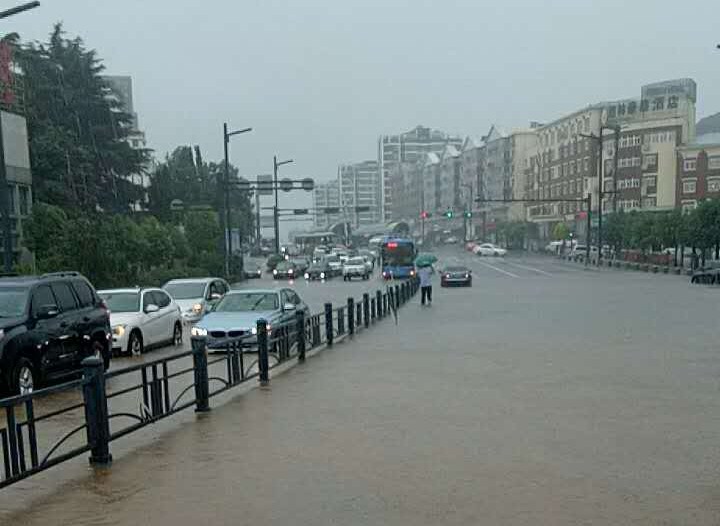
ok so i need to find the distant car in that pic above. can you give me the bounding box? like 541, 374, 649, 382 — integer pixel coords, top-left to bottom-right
273, 260, 297, 280
265, 254, 284, 271
313, 247, 328, 261
444, 236, 459, 244
465, 241, 478, 252
362, 255, 374, 273
244, 264, 263, 279
305, 261, 332, 280
0, 272, 111, 395
343, 256, 371, 281
335, 251, 350, 263
324, 254, 343, 276
474, 243, 507, 257
440, 266, 472, 287
190, 288, 309, 350
290, 257, 310, 273
98, 288, 183, 356
163, 277, 229, 323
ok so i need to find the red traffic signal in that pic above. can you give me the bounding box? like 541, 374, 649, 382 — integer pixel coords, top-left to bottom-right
420, 211, 430, 219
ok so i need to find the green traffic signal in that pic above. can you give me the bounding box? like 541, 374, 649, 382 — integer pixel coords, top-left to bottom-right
464, 211, 472, 218
445, 210, 454, 219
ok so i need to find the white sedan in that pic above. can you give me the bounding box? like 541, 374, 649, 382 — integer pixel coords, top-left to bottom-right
98, 288, 183, 355
473, 243, 507, 257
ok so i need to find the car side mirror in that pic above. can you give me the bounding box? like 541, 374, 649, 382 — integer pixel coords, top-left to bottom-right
209, 292, 222, 301
36, 304, 59, 319
283, 302, 296, 312
144, 303, 160, 314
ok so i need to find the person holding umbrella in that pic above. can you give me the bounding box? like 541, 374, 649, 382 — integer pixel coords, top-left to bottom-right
415, 253, 437, 306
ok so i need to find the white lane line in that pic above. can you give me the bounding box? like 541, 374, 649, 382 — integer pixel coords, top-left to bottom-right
505, 261, 553, 276
476, 260, 521, 278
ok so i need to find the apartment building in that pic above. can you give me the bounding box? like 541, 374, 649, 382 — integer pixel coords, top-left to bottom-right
312, 180, 341, 228
338, 160, 382, 227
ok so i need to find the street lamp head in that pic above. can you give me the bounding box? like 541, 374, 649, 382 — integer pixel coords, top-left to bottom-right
227, 127, 253, 138
277, 159, 294, 167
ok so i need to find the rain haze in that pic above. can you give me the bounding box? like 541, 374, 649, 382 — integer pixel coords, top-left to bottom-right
8, 0, 720, 189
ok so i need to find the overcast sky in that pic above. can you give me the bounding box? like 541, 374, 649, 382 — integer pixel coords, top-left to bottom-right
8, 0, 720, 187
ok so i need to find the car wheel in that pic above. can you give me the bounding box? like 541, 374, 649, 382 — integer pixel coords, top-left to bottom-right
10, 357, 36, 395
173, 322, 183, 346
93, 339, 111, 370
127, 330, 143, 356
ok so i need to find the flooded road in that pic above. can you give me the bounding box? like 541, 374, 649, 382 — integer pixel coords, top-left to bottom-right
4, 250, 720, 524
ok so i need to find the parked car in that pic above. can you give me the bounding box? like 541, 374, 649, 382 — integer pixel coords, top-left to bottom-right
304, 261, 332, 280
440, 266, 472, 287
343, 256, 371, 281
0, 271, 112, 395
163, 277, 229, 323
465, 241, 478, 252
98, 288, 183, 356
243, 263, 263, 279
190, 289, 309, 350
474, 243, 507, 257
273, 260, 297, 280
324, 254, 343, 276
444, 236, 459, 244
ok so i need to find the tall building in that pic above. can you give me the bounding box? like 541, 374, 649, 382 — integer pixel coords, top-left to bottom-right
509, 127, 539, 221
339, 160, 382, 227
378, 125, 462, 221
389, 161, 423, 223
312, 180, 341, 228
422, 153, 442, 216
103, 75, 150, 210
439, 144, 462, 212
479, 125, 512, 236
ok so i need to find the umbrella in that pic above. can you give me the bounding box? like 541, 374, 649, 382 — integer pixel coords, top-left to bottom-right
415, 253, 438, 268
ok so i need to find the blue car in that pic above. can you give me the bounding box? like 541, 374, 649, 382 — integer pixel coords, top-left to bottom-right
190, 288, 309, 350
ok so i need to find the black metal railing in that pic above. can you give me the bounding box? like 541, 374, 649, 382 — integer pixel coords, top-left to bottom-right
0, 278, 420, 489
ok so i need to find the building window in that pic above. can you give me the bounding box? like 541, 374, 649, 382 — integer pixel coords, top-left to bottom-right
583, 157, 589, 172
708, 156, 720, 170
681, 200, 697, 214
643, 197, 657, 208
642, 154, 658, 170
707, 178, 720, 192
683, 158, 697, 172
682, 180, 697, 194
7, 184, 15, 215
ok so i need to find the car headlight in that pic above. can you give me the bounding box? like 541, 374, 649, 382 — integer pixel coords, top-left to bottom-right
273, 269, 278, 275
0, 328, 5, 340
191, 303, 203, 314
465, 273, 470, 279
304, 273, 310, 279
112, 325, 126, 337
289, 268, 294, 274
251, 326, 257, 335
190, 326, 207, 337
320, 272, 325, 279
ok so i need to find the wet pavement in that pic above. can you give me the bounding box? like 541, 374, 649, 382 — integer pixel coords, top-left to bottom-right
4, 249, 720, 524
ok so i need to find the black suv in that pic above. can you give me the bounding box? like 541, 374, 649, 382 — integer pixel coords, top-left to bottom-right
0, 272, 111, 395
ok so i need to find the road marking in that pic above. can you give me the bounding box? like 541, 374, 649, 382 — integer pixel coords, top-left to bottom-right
505, 261, 553, 276
476, 260, 521, 278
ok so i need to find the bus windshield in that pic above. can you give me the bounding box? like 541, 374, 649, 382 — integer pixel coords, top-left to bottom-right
382, 242, 415, 266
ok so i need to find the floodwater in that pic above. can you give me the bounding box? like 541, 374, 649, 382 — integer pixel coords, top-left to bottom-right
4, 251, 720, 524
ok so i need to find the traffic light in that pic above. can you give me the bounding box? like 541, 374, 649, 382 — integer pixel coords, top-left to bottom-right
420, 211, 430, 219
464, 211, 472, 219
445, 209, 454, 219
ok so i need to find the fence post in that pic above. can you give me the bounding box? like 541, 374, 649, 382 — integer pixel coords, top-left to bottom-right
376, 290, 383, 319
191, 336, 210, 412
347, 297, 355, 335
257, 319, 270, 386
370, 297, 376, 321
296, 310, 306, 362
324, 302, 334, 347
337, 306, 345, 335
356, 302, 362, 327
395, 284, 401, 306
383, 292, 388, 315
363, 293, 370, 328
82, 356, 112, 466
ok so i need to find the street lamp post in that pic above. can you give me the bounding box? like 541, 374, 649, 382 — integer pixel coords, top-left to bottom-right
461, 183, 473, 242
223, 123, 252, 277
273, 156, 294, 254
0, 1, 40, 19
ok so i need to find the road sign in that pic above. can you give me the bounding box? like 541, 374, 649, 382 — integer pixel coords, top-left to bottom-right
280, 178, 293, 192
170, 199, 184, 211
591, 217, 599, 227
301, 178, 314, 191
323, 207, 340, 214
293, 208, 309, 215
257, 174, 273, 195
355, 206, 370, 212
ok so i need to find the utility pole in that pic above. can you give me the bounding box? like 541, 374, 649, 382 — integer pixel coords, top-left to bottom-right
222, 123, 252, 277
612, 125, 620, 213
255, 190, 261, 250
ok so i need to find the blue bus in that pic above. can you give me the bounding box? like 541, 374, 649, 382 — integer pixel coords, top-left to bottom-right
380, 237, 416, 280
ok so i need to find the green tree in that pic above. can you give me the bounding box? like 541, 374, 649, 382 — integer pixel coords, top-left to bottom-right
552, 222, 570, 241
16, 24, 150, 212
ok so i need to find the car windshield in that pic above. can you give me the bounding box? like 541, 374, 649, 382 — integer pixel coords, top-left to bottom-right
325, 255, 339, 263
99, 292, 139, 313
214, 293, 279, 312
291, 259, 306, 266
445, 267, 468, 272
309, 263, 327, 270
163, 282, 206, 300
0, 286, 29, 317
347, 257, 365, 265
276, 261, 293, 271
